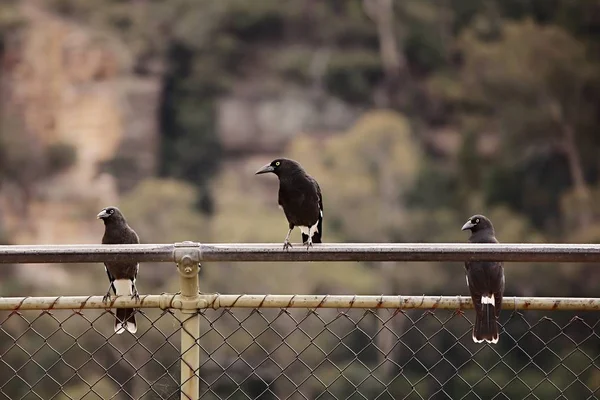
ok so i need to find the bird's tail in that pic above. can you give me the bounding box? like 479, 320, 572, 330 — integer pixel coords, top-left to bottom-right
312, 211, 323, 243
311, 229, 322, 244
473, 295, 499, 344
115, 308, 137, 335
113, 279, 137, 334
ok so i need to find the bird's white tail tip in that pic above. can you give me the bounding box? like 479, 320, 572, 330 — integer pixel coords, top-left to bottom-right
126, 321, 137, 334
472, 332, 499, 344
472, 333, 484, 343
114, 321, 137, 334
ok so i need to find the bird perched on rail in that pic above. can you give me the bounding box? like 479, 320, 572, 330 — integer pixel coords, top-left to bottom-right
255, 158, 323, 250
97, 206, 140, 334
461, 214, 505, 344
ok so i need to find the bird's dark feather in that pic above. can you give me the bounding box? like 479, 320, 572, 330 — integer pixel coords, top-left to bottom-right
99, 207, 139, 334
102, 219, 140, 280
463, 215, 505, 343
278, 169, 322, 241
259, 158, 324, 245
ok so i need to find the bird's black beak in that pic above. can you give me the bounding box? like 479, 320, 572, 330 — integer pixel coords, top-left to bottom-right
255, 163, 275, 175
461, 220, 475, 231
97, 210, 110, 219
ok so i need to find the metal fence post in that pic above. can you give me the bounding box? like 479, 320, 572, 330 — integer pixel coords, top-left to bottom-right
174, 242, 201, 400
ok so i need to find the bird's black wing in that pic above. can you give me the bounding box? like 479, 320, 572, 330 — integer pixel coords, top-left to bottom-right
312, 177, 323, 243
103, 225, 140, 280
104, 267, 117, 295
278, 176, 320, 225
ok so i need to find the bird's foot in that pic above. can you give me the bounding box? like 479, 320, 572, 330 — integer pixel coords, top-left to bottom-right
283, 240, 293, 251
131, 290, 140, 303
102, 293, 111, 304
304, 239, 313, 251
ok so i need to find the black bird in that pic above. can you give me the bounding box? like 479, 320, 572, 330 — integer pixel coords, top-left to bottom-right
255, 158, 323, 250
461, 214, 505, 344
97, 206, 140, 334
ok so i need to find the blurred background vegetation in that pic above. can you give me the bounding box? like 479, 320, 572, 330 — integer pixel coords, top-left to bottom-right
0, 0, 599, 398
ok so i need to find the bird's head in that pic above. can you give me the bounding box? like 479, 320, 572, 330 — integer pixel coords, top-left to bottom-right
97, 206, 125, 223
255, 158, 302, 178
461, 214, 494, 233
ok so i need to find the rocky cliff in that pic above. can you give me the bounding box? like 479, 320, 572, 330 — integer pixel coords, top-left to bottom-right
0, 2, 160, 246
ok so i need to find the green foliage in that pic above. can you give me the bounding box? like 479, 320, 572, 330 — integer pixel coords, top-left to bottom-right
119, 178, 207, 244
290, 110, 421, 242
324, 49, 383, 103
459, 20, 597, 146
0, 0, 21, 35
450, 19, 600, 232
119, 178, 209, 290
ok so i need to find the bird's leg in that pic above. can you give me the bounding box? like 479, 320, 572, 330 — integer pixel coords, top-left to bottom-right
305, 237, 313, 250
131, 279, 140, 302
283, 228, 293, 250
102, 282, 114, 304
305, 224, 318, 250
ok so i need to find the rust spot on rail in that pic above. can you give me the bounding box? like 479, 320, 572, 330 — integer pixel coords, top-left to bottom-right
257, 295, 268, 308
48, 297, 60, 310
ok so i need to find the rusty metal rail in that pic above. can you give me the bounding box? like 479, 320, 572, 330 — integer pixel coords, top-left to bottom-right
2, 242, 600, 263
0, 294, 599, 311
1, 242, 600, 399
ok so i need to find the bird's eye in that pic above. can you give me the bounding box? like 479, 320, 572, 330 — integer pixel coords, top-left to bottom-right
275, 161, 280, 166
109, 209, 114, 214
475, 218, 480, 223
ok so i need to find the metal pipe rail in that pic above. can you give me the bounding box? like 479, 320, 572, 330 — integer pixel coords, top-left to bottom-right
1, 242, 600, 400
1, 242, 600, 263
1, 294, 599, 311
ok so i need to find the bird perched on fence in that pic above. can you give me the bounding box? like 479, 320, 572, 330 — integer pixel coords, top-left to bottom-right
461, 214, 505, 344
255, 158, 323, 250
97, 206, 140, 334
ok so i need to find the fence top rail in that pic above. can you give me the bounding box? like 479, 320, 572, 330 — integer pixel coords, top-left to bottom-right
0, 294, 598, 311
1, 242, 600, 263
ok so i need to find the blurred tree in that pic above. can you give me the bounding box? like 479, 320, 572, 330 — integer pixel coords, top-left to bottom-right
119, 178, 207, 244
459, 19, 600, 230
0, 125, 77, 218
119, 178, 208, 289
290, 110, 421, 243
363, 0, 404, 108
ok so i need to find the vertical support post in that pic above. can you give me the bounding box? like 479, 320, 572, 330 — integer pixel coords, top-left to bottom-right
174, 242, 201, 400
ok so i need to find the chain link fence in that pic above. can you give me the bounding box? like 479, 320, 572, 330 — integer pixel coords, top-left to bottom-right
0, 296, 598, 399
1, 243, 600, 399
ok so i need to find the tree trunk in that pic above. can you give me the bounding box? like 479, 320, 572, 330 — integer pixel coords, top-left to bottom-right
363, 0, 406, 108
550, 101, 592, 227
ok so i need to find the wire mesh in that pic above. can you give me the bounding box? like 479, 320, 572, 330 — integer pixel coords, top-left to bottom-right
198, 308, 600, 400
0, 302, 599, 399
0, 308, 182, 399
